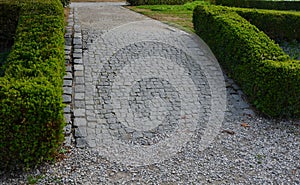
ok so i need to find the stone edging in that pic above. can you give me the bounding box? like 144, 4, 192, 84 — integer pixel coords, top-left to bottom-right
63, 7, 75, 147
63, 7, 87, 148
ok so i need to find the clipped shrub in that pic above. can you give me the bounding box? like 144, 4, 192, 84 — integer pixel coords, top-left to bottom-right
238, 59, 300, 117
213, 0, 300, 11
193, 5, 300, 118
231, 8, 300, 41
0, 0, 65, 169
0, 78, 65, 169
20, 0, 64, 16
4, 14, 65, 86
127, 0, 192, 6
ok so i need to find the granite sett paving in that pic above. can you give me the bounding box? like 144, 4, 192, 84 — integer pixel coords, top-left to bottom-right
68, 2, 230, 166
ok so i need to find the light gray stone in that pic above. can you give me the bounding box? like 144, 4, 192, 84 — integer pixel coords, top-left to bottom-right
74, 109, 86, 117
74, 118, 87, 127
63, 95, 72, 103
63, 80, 73, 87
76, 138, 87, 148
63, 87, 72, 95
74, 64, 84, 71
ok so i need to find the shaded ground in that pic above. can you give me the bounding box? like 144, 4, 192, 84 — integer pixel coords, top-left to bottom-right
72, 0, 125, 2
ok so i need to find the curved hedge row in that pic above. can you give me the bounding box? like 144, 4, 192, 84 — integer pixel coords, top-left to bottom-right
127, 0, 191, 6
213, 0, 300, 11
232, 7, 300, 41
0, 0, 65, 169
193, 5, 300, 118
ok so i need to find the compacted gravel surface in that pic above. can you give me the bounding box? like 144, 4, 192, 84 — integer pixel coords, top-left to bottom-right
1, 114, 299, 184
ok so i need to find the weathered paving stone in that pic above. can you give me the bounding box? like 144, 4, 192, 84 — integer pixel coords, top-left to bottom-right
74, 100, 85, 108
65, 45, 72, 50
74, 118, 87, 127
63, 94, 72, 103
75, 127, 87, 138
74, 44, 82, 49
73, 38, 82, 45
74, 109, 86, 117
63, 79, 73, 87
74, 70, 84, 76
74, 25, 81, 32
74, 59, 83, 64
75, 84, 85, 92
74, 33, 82, 38
76, 138, 87, 148
64, 105, 71, 113
73, 53, 82, 59
63, 87, 72, 95
75, 76, 85, 84
75, 93, 85, 100
74, 49, 83, 54
74, 64, 84, 71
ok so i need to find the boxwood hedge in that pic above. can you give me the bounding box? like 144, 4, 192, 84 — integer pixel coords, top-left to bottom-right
0, 0, 65, 169
212, 0, 300, 11
193, 5, 300, 118
232, 7, 300, 41
127, 0, 192, 6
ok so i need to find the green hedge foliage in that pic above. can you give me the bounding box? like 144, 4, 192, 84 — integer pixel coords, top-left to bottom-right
21, 0, 64, 16
4, 15, 65, 86
232, 8, 300, 41
193, 5, 300, 118
127, 0, 192, 6
0, 0, 65, 169
0, 78, 64, 169
213, 0, 300, 11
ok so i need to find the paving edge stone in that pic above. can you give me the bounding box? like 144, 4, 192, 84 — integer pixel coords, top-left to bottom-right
63, 8, 75, 147
72, 8, 88, 148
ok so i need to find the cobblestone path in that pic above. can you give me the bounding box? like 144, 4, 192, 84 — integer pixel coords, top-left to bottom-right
67, 2, 232, 166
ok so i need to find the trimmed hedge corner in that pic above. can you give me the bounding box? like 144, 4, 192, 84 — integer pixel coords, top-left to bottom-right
0, 0, 65, 170
213, 0, 300, 11
127, 0, 192, 6
232, 8, 300, 41
193, 5, 300, 118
